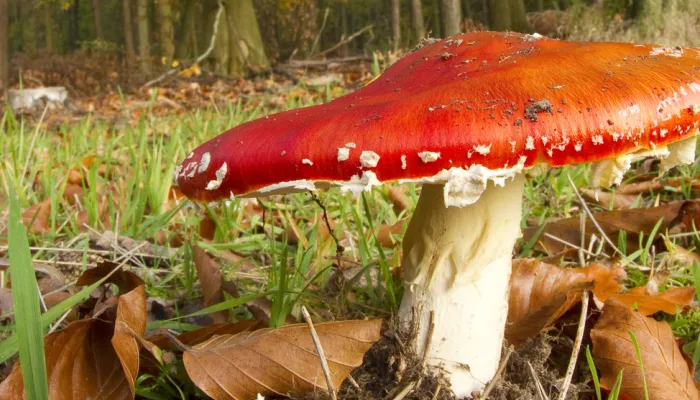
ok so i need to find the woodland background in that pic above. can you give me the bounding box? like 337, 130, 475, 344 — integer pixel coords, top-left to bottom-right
1, 0, 700, 96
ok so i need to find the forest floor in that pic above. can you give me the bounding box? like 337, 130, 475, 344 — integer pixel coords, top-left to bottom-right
1, 49, 700, 400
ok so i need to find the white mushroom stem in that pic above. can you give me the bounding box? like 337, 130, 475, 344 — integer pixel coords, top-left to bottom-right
398, 175, 525, 398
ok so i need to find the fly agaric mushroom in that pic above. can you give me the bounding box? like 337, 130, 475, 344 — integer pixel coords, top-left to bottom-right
175, 32, 700, 397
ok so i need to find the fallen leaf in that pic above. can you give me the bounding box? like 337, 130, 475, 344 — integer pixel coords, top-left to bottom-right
581, 189, 640, 210
597, 286, 696, 316
1, 263, 147, 399
0, 320, 132, 400
376, 220, 406, 248
22, 200, 51, 235
386, 185, 410, 214
183, 319, 382, 400
591, 299, 700, 400
506, 259, 625, 346
149, 320, 262, 349
193, 246, 228, 323
523, 201, 692, 255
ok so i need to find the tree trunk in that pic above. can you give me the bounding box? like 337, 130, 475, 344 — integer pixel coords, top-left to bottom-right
391, 0, 401, 51
175, 0, 199, 60
0, 0, 8, 95
488, 0, 511, 31
156, 0, 175, 62
43, 2, 54, 52
137, 0, 150, 73
123, 0, 135, 60
411, 0, 425, 43
223, 0, 269, 77
92, 0, 104, 40
508, 0, 529, 32
68, 0, 81, 50
441, 0, 462, 37
431, 0, 441, 38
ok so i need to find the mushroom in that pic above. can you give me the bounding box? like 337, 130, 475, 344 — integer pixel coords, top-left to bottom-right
175, 32, 700, 397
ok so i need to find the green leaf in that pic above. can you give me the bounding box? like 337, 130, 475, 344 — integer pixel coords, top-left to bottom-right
7, 177, 49, 400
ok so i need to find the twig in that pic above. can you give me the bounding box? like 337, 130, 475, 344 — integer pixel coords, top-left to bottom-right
319, 25, 374, 57
142, 0, 224, 89
301, 306, 338, 400
480, 345, 514, 399
392, 381, 416, 400
567, 174, 624, 258
346, 374, 360, 390
528, 361, 550, 400
308, 7, 330, 59
310, 192, 343, 264
558, 291, 589, 400
431, 384, 442, 400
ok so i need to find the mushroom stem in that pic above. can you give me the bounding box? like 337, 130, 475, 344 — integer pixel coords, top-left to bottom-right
398, 175, 525, 397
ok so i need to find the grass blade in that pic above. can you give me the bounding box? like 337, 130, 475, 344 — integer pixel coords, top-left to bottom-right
6, 177, 49, 399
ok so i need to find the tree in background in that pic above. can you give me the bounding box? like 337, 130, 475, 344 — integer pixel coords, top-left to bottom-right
441, 0, 462, 37
92, 0, 104, 40
411, 0, 425, 43
488, 0, 529, 32
136, 0, 150, 73
156, 0, 175, 63
123, 0, 135, 61
392, 0, 401, 51
0, 0, 7, 95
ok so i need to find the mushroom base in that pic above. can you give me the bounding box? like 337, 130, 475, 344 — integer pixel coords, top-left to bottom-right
398, 176, 525, 398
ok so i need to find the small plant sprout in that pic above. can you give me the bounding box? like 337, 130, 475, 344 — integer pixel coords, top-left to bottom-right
175, 32, 700, 396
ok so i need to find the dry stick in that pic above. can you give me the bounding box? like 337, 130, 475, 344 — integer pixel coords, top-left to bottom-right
307, 7, 330, 59
480, 345, 514, 399
558, 291, 589, 400
301, 306, 338, 400
566, 174, 624, 258
142, 0, 225, 89
318, 25, 374, 58
528, 361, 550, 400
310, 192, 343, 264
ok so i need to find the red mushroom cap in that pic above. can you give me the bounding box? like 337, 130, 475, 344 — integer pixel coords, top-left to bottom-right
176, 31, 700, 203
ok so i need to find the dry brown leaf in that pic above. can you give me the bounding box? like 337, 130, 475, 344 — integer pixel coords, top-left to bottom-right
149, 320, 262, 349
193, 246, 228, 324
506, 259, 625, 346
581, 189, 640, 210
523, 201, 692, 255
183, 319, 382, 400
0, 263, 147, 399
597, 286, 696, 316
591, 299, 700, 400
386, 185, 410, 214
0, 320, 133, 400
22, 199, 51, 235
376, 220, 406, 248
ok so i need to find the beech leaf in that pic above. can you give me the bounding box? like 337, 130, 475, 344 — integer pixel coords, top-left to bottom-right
183, 319, 382, 400
506, 259, 625, 346
591, 299, 699, 400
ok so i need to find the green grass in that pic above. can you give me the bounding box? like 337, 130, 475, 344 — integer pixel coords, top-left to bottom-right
2, 74, 700, 396
6, 177, 48, 400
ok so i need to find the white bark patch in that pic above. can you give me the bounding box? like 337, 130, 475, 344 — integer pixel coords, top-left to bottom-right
197, 152, 211, 174
525, 136, 535, 150
418, 151, 440, 163
360, 151, 380, 168
302, 158, 313, 166
344, 142, 356, 149
401, 155, 407, 170
337, 148, 350, 162
472, 144, 491, 155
